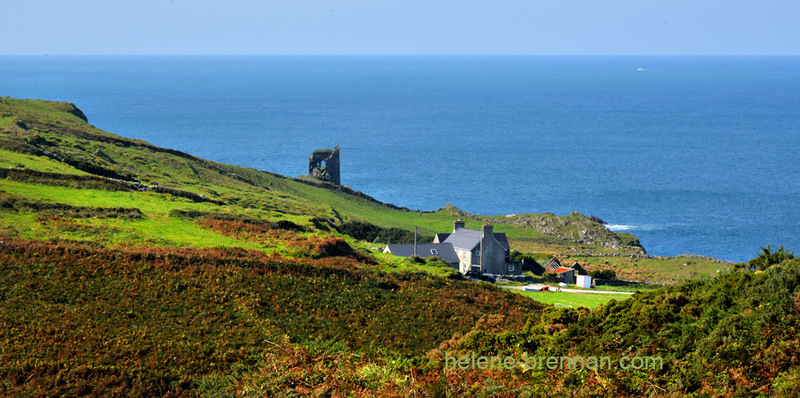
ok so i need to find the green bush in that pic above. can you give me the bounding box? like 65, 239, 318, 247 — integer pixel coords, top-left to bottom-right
589, 269, 616, 280
425, 256, 451, 268
540, 306, 580, 326
744, 245, 795, 271
340, 220, 432, 244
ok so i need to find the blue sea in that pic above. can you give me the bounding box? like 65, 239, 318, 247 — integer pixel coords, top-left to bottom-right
2, 55, 799, 263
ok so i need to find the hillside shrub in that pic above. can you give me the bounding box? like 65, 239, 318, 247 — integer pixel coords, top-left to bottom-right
340, 220, 433, 244
590, 269, 617, 280
744, 245, 795, 271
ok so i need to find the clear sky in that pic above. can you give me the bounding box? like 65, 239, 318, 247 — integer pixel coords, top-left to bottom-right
2, 0, 798, 55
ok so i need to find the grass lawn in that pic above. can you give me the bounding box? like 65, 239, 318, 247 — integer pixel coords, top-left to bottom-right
514, 290, 631, 308
559, 283, 664, 293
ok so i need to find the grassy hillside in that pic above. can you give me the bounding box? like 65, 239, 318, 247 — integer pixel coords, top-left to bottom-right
0, 97, 645, 255
0, 97, 728, 282
4, 97, 782, 396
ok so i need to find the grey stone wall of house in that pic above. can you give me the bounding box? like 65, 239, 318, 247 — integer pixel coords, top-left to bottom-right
480, 224, 511, 275
308, 146, 340, 185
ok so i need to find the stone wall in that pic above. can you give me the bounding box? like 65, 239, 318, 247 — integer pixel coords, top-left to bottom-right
480, 224, 518, 275
308, 146, 340, 185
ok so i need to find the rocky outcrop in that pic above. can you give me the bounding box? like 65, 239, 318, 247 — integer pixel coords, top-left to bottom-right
64, 103, 88, 122
587, 215, 607, 225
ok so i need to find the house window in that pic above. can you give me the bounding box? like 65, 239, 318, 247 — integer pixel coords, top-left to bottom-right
430, 249, 438, 255
508, 264, 515, 272
475, 250, 480, 257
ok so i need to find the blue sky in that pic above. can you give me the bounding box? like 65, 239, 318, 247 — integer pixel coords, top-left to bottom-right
2, 0, 798, 55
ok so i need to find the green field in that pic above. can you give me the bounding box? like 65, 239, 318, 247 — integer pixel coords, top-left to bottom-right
512, 290, 632, 308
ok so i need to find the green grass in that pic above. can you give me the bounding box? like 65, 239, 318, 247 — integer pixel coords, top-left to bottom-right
1, 97, 88, 123
0, 116, 18, 129
0, 212, 37, 236
571, 283, 663, 292
284, 180, 464, 236
0, 180, 277, 250
513, 290, 631, 308
0, 149, 91, 175
535, 281, 664, 293
0, 180, 216, 214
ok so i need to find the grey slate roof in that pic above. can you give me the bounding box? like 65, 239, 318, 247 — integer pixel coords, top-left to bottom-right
384, 243, 459, 264
433, 233, 450, 243
442, 228, 510, 251
494, 233, 511, 250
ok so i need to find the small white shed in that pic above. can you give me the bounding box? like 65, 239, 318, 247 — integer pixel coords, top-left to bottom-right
576, 275, 592, 289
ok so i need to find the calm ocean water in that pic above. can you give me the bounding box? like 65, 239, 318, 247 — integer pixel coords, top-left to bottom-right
2, 55, 799, 262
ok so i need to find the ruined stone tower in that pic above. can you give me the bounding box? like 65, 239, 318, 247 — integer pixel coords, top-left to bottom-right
308, 146, 340, 185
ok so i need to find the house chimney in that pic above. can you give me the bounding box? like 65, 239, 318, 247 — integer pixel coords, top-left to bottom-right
481, 223, 493, 238
479, 223, 493, 274
453, 219, 465, 232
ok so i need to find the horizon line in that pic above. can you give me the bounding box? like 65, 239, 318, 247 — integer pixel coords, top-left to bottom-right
3, 53, 800, 57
